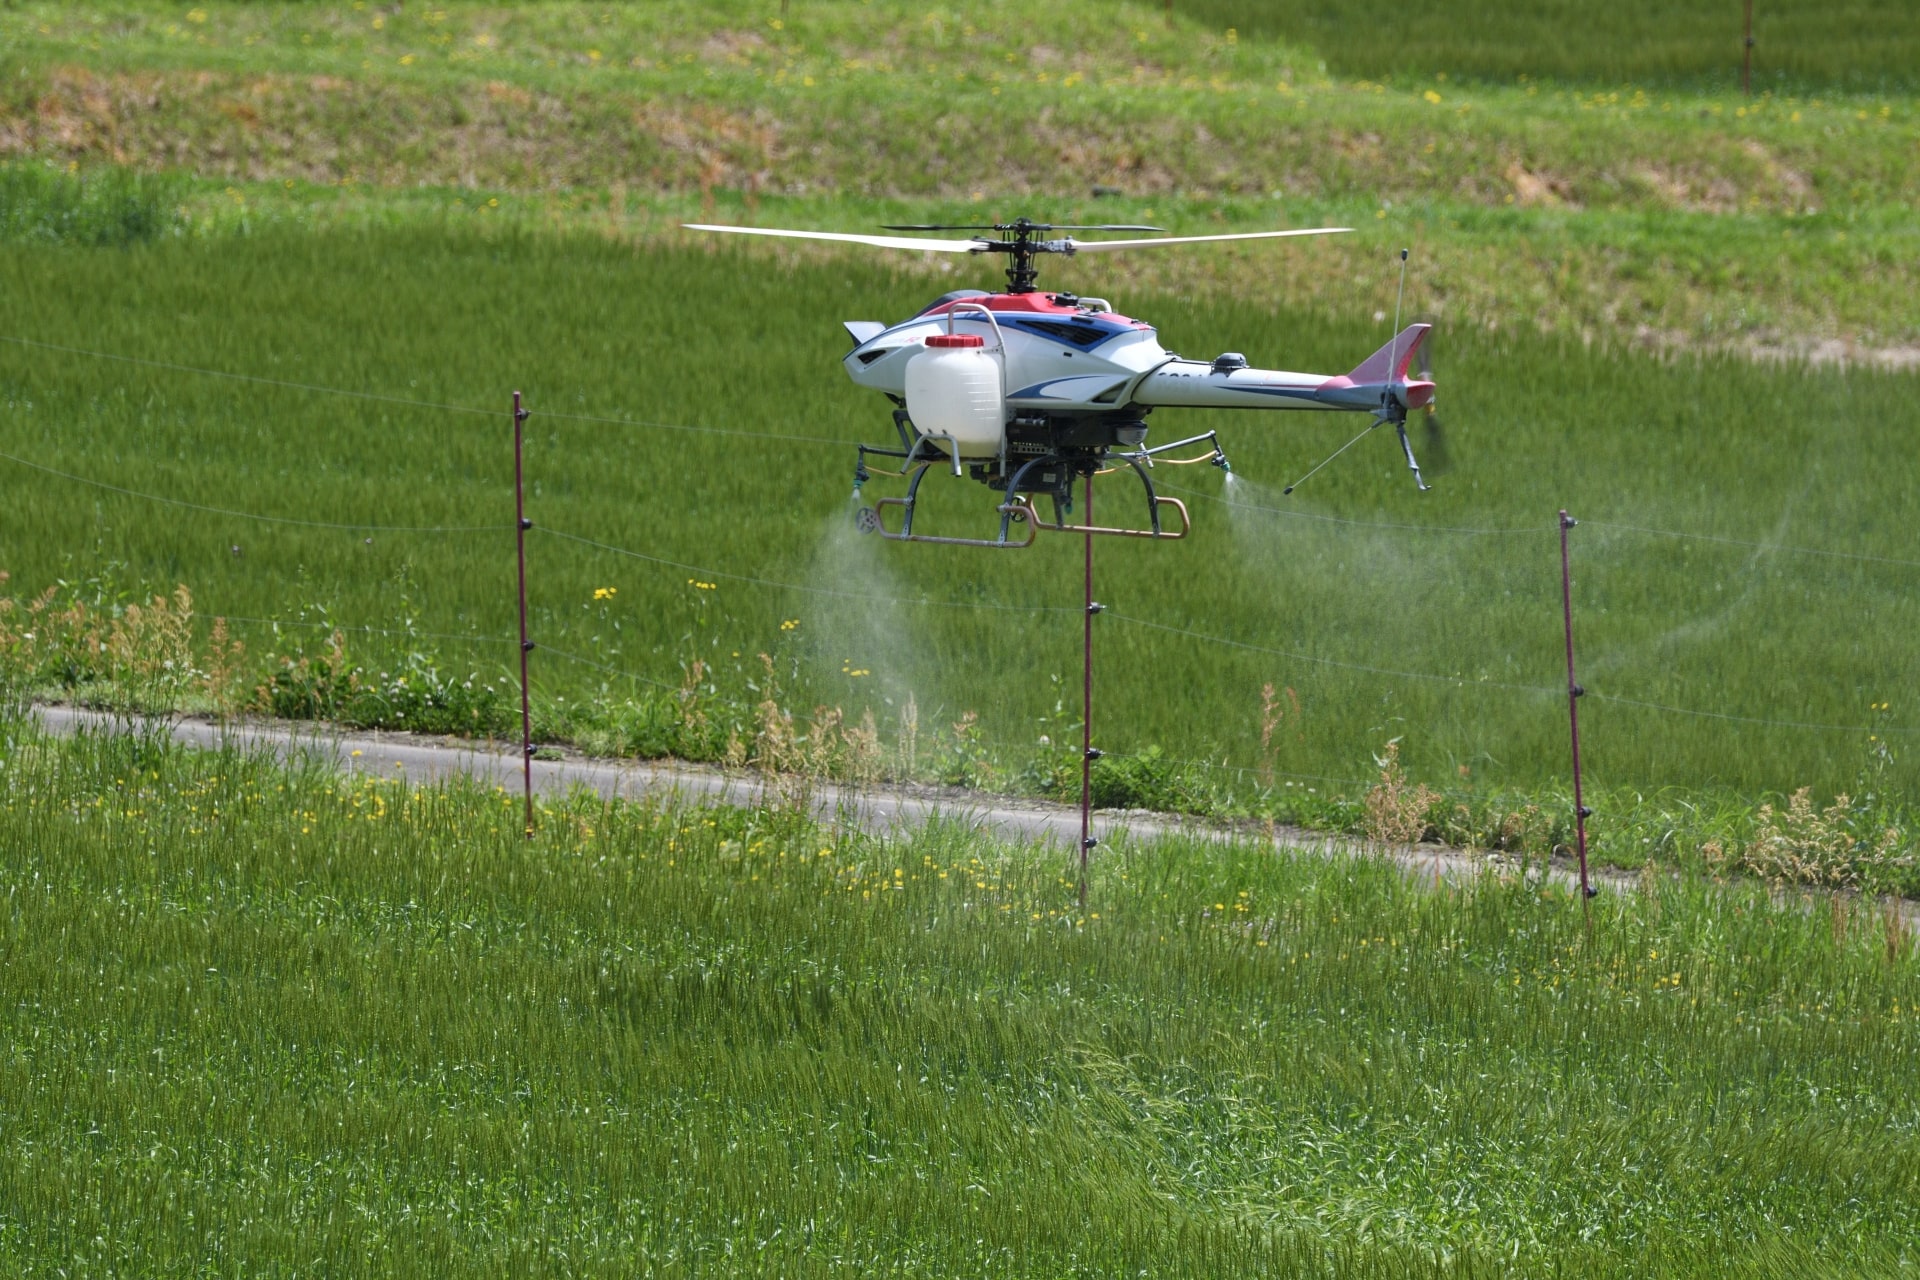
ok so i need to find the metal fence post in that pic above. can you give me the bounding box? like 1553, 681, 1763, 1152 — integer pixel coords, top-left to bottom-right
1559, 510, 1593, 898
514, 391, 535, 837
1080, 471, 1102, 909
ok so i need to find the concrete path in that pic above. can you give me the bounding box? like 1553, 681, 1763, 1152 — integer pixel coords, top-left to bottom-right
33, 704, 1604, 893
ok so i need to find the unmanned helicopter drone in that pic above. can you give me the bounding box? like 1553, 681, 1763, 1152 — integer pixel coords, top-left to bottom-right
687, 217, 1437, 547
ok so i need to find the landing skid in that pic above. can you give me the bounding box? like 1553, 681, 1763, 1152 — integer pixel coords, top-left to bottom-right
860, 462, 1038, 548
851, 418, 1219, 547
856, 454, 1190, 546
1014, 492, 1190, 540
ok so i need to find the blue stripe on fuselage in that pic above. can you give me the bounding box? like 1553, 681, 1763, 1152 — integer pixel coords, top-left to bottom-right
994, 316, 1131, 350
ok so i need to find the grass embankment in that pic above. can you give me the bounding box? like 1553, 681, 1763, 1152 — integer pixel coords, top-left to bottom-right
2, 2, 1917, 353
1, 720, 1915, 1275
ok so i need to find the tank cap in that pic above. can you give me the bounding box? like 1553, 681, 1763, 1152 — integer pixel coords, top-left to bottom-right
925, 333, 986, 348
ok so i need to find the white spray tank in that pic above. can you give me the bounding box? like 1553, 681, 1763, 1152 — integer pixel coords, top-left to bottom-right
904, 329, 1005, 461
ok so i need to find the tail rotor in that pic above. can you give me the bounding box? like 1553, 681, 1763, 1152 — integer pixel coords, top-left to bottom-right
1416, 320, 1450, 478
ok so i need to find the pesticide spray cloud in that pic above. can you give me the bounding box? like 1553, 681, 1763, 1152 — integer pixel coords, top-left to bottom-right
799, 503, 934, 729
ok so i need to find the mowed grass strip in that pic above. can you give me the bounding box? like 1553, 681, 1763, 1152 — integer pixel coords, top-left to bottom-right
0, 722, 1915, 1274
1, 228, 1916, 798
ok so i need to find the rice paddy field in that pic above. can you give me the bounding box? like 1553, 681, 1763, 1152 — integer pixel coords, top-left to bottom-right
4, 2, 1920, 1272
0, 3, 1915, 827
1185, 0, 1920, 90
1, 719, 1916, 1276
1, 225, 1916, 811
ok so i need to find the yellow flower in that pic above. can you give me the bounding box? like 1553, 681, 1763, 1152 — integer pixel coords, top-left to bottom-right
593, 586, 617, 601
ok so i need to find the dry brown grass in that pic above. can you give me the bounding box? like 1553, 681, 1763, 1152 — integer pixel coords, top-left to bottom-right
1362, 740, 1441, 847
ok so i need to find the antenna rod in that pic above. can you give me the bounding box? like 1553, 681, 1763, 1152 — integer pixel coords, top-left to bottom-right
1281, 420, 1379, 495
1385, 247, 1409, 397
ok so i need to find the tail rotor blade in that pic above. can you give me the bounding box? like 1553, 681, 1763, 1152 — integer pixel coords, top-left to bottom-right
1415, 319, 1449, 475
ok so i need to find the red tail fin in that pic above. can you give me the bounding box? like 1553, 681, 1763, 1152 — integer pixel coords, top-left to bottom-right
1346, 323, 1430, 384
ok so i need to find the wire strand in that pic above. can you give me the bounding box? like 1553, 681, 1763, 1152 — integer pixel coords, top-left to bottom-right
1109, 613, 1919, 736
0, 333, 499, 419
1161, 478, 1554, 535
0, 448, 510, 533
1582, 519, 1920, 570
538, 644, 681, 691
538, 525, 1078, 615
534, 405, 847, 447
1169, 476, 1920, 563
215, 613, 517, 648
1584, 691, 1915, 735
17, 331, 1913, 567
1106, 612, 1563, 694
0, 333, 846, 448
11, 334, 1916, 741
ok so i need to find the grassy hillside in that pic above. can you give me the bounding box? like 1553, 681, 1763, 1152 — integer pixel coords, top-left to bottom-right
2, 721, 1915, 1275
3, 3, 1917, 352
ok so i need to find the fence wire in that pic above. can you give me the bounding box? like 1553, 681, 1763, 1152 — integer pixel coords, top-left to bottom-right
539, 525, 1078, 615
7, 330, 1916, 746
0, 448, 510, 533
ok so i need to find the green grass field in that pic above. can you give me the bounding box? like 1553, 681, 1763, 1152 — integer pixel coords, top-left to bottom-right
0, 5, 1916, 869
4, 4, 1920, 1270
1185, 0, 1920, 90
2, 719, 1916, 1275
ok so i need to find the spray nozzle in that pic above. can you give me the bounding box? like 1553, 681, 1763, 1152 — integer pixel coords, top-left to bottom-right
1212, 449, 1233, 475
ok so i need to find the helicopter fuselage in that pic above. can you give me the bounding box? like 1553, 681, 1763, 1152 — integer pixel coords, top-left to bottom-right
841, 286, 1433, 540
844, 289, 1429, 422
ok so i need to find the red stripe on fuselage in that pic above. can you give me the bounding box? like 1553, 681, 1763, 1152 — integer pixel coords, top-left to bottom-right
917, 292, 1150, 328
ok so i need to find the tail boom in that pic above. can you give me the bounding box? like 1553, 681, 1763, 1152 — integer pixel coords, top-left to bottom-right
1131, 323, 1433, 413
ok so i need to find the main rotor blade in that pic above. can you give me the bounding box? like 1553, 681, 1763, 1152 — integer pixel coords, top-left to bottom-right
684, 224, 983, 253
880, 223, 1167, 232
1066, 227, 1353, 251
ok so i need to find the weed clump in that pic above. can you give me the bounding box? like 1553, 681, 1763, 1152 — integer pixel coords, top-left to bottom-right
1703, 787, 1910, 893
1362, 740, 1441, 845
0, 577, 232, 716
0, 162, 180, 248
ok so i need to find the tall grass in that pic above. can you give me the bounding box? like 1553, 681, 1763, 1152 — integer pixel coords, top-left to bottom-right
0, 162, 179, 248
0, 229, 1914, 802
0, 720, 1914, 1274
